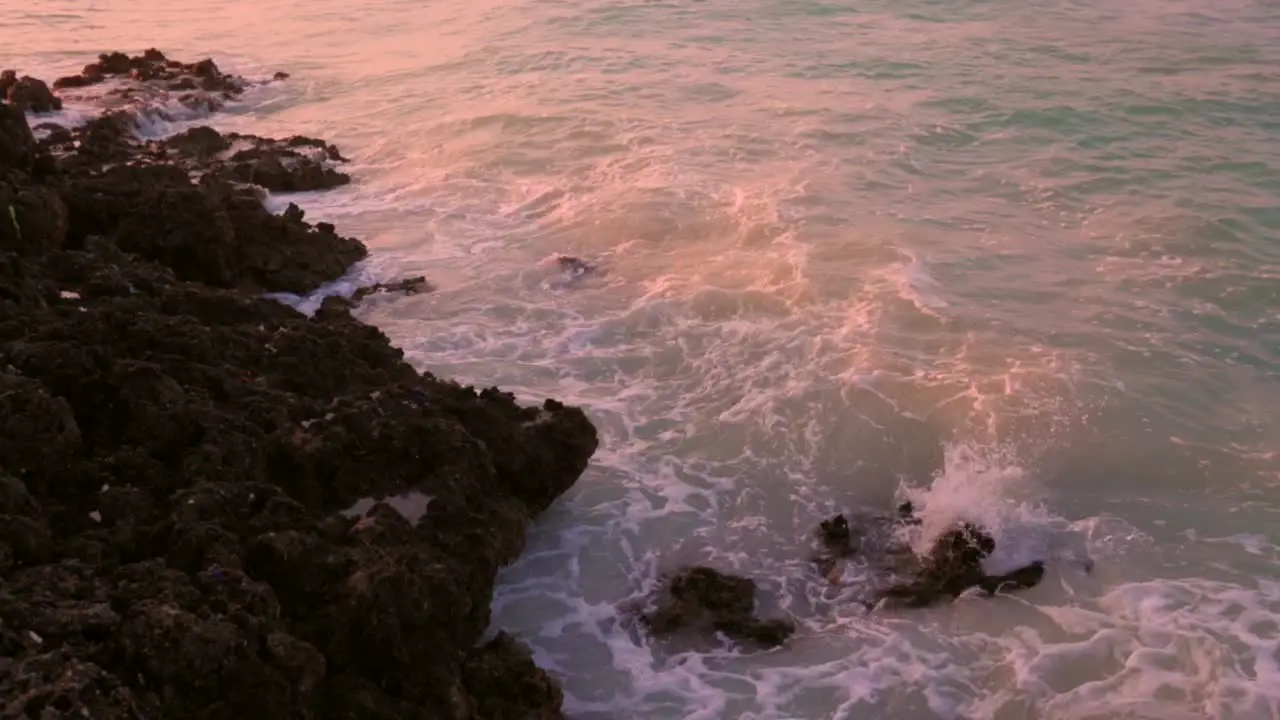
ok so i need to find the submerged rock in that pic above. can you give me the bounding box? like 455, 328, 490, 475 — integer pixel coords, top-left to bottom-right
555, 255, 595, 277
352, 276, 435, 303
811, 513, 859, 581
0, 52, 598, 720
818, 513, 855, 550
640, 566, 795, 649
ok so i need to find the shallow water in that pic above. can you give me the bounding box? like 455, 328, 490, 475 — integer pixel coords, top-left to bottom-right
6, 0, 1280, 717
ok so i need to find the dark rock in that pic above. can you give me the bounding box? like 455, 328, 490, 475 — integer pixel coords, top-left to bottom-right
711, 616, 795, 647
192, 59, 220, 78
57, 163, 366, 293
129, 64, 157, 82
0, 52, 598, 720
33, 122, 73, 146
809, 502, 1045, 609
166, 125, 231, 158
48, 120, 353, 197
670, 566, 756, 617
54, 74, 98, 89
115, 599, 292, 717
227, 152, 351, 193
5, 75, 63, 113
818, 513, 854, 553
926, 522, 995, 571
462, 632, 565, 720
3, 124, 69, 258
285, 135, 349, 162
46, 49, 260, 118
0, 101, 37, 171
0, 372, 83, 496
352, 276, 435, 302
555, 254, 595, 277
0, 251, 55, 308
7, 182, 69, 255
0, 512, 53, 570
978, 560, 1046, 595
811, 512, 859, 581
0, 650, 157, 719
640, 566, 795, 649
55, 111, 138, 169
0, 473, 36, 513
65, 164, 241, 285
216, 132, 353, 191
871, 521, 1045, 609
0, 69, 16, 98
206, 175, 368, 292
97, 52, 133, 75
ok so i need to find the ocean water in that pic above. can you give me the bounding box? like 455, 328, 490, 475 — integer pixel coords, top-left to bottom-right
6, 0, 1280, 717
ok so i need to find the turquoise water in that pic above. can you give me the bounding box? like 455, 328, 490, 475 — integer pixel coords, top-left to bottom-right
6, 0, 1280, 717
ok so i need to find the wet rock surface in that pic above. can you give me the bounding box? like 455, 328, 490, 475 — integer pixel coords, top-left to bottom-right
814, 501, 1049, 610
0, 53, 598, 720
352, 275, 435, 302
3, 73, 62, 114
871, 521, 1002, 608
37, 119, 353, 200
811, 512, 859, 581
47, 49, 270, 113
553, 255, 596, 278
640, 566, 796, 649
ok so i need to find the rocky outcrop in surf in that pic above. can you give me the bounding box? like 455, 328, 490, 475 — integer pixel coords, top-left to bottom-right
813, 502, 1049, 610
0, 53, 597, 720
639, 566, 796, 649
351, 275, 434, 302
37, 117, 352, 198
2, 72, 61, 114
870, 521, 1045, 608
47, 49, 276, 110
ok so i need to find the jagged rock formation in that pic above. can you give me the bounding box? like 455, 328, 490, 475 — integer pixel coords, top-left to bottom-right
640, 566, 796, 649
0, 52, 597, 720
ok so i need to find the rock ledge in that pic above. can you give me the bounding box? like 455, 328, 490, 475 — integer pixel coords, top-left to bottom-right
0, 51, 597, 720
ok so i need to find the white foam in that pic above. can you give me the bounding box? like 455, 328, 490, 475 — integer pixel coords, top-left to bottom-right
488, 426, 1116, 717
1010, 577, 1280, 719
1206, 533, 1274, 556
261, 251, 412, 317
24, 70, 284, 141
897, 252, 949, 312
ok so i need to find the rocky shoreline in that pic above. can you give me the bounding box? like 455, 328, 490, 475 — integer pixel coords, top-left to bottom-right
1, 50, 598, 719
